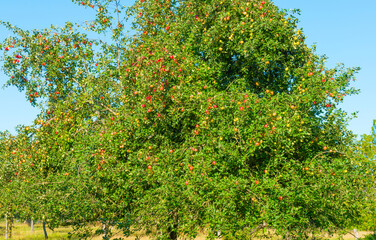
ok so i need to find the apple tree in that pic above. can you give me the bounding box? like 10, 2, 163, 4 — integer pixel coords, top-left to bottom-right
355, 120, 376, 232
0, 0, 371, 239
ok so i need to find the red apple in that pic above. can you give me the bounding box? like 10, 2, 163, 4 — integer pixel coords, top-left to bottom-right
212, 161, 216, 165
185, 181, 189, 185
255, 180, 259, 184
278, 196, 283, 201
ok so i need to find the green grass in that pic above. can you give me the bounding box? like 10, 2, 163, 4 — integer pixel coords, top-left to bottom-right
361, 234, 376, 240
0, 221, 374, 240
0, 221, 71, 240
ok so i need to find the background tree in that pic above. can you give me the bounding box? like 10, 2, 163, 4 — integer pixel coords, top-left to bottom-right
356, 120, 376, 233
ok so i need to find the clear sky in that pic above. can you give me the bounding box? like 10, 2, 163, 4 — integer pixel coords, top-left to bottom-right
1, 0, 375, 137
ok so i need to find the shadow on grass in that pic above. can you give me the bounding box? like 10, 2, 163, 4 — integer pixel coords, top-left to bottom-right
361, 234, 376, 240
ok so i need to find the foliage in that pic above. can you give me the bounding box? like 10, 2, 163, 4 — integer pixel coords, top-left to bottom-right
356, 120, 376, 232
0, 0, 371, 239
361, 234, 376, 240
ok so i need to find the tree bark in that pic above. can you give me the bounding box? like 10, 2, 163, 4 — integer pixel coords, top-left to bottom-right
102, 223, 111, 240
9, 214, 13, 239
31, 219, 34, 233
43, 219, 48, 239
168, 224, 178, 240
5, 213, 8, 240
103, 223, 107, 239
5, 212, 13, 239
354, 229, 359, 239
167, 213, 179, 240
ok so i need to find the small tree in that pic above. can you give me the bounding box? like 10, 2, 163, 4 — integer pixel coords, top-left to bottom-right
356, 120, 376, 233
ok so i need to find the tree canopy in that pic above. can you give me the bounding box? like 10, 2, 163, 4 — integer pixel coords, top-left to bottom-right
0, 0, 373, 239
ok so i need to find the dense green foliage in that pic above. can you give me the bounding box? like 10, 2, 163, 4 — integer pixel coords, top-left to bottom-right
0, 0, 373, 239
356, 120, 376, 233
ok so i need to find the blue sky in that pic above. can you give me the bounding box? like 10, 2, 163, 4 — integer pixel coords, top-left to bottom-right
273, 0, 376, 138
1, 0, 375, 137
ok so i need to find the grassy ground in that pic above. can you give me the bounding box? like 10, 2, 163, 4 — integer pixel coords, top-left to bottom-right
0, 221, 70, 240
0, 221, 373, 240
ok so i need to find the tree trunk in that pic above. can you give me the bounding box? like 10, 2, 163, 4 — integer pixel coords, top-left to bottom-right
5, 213, 8, 240
31, 219, 34, 233
167, 213, 179, 240
168, 224, 178, 240
9, 214, 13, 239
354, 229, 359, 239
102, 223, 111, 240
5, 212, 13, 239
43, 219, 48, 239
103, 223, 107, 239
